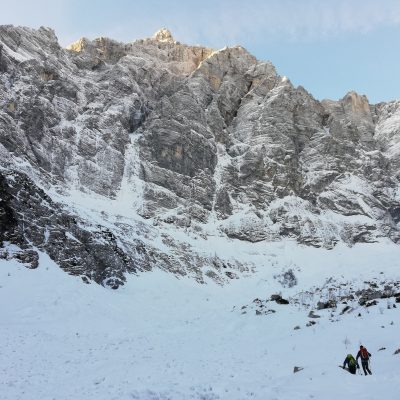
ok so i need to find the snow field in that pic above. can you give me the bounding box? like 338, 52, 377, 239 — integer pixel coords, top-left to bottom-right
1, 241, 399, 400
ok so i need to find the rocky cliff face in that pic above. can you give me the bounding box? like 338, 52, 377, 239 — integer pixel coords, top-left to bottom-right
1, 26, 400, 286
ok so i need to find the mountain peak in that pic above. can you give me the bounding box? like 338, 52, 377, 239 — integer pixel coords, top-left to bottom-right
153, 28, 174, 43
343, 91, 370, 114
66, 37, 90, 52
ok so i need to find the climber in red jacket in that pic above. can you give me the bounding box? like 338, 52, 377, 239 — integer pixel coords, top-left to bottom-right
356, 345, 372, 375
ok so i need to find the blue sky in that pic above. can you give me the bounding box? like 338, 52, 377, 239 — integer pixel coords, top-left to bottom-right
1, 0, 399, 103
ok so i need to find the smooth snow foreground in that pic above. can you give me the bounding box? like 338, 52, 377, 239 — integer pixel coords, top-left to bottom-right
1, 241, 399, 400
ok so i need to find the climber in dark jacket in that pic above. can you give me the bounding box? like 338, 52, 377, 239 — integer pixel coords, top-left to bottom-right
343, 354, 359, 374
356, 345, 372, 375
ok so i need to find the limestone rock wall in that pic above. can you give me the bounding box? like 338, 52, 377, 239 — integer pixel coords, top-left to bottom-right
1, 25, 400, 285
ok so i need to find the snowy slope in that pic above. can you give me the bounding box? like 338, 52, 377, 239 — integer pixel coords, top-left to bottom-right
1, 241, 399, 400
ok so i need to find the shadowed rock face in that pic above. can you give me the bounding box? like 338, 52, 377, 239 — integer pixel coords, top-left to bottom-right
0, 170, 140, 287
1, 25, 400, 285
0, 174, 18, 245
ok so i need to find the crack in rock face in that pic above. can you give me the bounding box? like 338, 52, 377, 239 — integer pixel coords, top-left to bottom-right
1, 25, 400, 286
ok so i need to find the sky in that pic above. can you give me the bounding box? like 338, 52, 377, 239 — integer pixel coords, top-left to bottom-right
1, 0, 399, 103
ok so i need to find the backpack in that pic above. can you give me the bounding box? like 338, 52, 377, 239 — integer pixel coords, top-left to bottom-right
348, 355, 356, 367
360, 347, 369, 359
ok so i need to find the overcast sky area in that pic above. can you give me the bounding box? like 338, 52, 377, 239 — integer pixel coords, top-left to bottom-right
1, 0, 399, 103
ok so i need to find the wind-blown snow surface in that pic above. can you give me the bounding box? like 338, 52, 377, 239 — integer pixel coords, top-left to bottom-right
1, 241, 399, 400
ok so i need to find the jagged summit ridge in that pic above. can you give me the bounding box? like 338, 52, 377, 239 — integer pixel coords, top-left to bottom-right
66, 27, 177, 54
1, 25, 400, 287
63, 27, 215, 74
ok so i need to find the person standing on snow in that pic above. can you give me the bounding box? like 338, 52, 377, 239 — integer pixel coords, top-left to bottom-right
342, 354, 359, 374
356, 345, 372, 375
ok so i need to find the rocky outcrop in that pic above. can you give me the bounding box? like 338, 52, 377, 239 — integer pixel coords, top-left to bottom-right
153, 28, 175, 43
0, 170, 140, 287
1, 25, 400, 285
